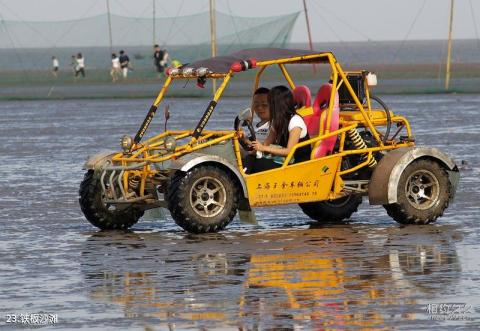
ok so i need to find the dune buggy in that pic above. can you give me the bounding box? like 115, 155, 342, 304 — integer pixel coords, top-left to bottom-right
79, 48, 459, 233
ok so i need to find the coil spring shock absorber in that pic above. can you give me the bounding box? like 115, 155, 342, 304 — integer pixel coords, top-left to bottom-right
128, 175, 141, 195
347, 128, 377, 168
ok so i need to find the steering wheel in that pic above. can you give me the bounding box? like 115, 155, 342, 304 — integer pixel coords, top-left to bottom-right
234, 116, 256, 151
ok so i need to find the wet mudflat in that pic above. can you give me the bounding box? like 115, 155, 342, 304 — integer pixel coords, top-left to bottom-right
0, 94, 479, 330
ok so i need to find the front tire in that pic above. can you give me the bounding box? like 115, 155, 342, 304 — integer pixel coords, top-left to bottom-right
299, 194, 362, 222
383, 159, 451, 224
79, 170, 143, 230
167, 166, 239, 233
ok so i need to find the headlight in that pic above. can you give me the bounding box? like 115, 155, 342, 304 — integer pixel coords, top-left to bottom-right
164, 136, 176, 152
121, 135, 133, 153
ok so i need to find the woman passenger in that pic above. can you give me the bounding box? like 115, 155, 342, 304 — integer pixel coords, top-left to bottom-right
249, 85, 311, 173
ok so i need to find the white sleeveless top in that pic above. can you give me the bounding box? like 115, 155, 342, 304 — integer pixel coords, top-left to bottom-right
255, 121, 270, 143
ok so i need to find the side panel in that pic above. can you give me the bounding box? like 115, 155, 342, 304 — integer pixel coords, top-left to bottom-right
369, 146, 459, 205
246, 155, 341, 207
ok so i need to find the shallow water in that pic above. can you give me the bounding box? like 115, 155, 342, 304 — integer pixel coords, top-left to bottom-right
0, 94, 479, 330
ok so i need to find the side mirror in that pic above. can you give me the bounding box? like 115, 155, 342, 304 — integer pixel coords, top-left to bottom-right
237, 107, 253, 122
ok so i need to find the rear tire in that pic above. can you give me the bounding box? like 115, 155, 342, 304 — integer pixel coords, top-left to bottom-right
79, 170, 143, 230
383, 159, 451, 225
167, 166, 239, 233
299, 194, 362, 222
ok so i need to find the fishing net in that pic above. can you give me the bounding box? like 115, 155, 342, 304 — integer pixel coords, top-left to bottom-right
0, 11, 299, 70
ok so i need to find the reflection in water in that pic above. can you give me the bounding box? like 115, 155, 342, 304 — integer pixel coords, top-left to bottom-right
80, 226, 461, 329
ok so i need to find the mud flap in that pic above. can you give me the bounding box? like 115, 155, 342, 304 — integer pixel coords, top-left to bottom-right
238, 198, 257, 225
446, 169, 460, 202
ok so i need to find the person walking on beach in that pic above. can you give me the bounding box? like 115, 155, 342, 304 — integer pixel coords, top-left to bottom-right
119, 50, 130, 79
74, 53, 85, 80
153, 44, 165, 78
110, 53, 121, 82
51, 56, 59, 77
160, 48, 169, 72
70, 55, 77, 78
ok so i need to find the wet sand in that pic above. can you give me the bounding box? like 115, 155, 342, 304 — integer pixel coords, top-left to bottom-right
0, 95, 479, 329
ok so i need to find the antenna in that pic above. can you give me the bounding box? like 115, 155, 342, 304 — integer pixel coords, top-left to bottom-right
153, 0, 156, 45
445, 0, 454, 91
209, 0, 217, 95
302, 0, 316, 73
106, 0, 113, 55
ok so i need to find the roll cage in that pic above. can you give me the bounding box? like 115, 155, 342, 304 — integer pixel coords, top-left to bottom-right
109, 50, 414, 202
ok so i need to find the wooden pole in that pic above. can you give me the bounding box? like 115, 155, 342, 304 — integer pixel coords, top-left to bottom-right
210, 0, 217, 94
153, 0, 156, 45
445, 0, 454, 91
106, 0, 113, 55
302, 0, 316, 73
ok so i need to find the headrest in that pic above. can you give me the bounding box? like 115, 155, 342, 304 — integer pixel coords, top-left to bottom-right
293, 85, 312, 108
313, 84, 333, 113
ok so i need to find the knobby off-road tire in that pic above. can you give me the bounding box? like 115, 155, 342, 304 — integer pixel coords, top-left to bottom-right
299, 194, 362, 222
383, 159, 451, 225
167, 166, 239, 233
79, 170, 143, 230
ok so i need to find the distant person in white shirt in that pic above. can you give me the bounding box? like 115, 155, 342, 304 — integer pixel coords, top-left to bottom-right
74, 53, 85, 79
110, 53, 121, 82
51, 56, 59, 77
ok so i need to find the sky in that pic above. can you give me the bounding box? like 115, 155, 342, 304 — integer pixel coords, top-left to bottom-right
0, 0, 479, 43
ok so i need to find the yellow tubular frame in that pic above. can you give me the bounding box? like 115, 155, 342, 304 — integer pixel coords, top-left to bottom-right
109, 51, 415, 203
278, 64, 296, 89
335, 62, 384, 146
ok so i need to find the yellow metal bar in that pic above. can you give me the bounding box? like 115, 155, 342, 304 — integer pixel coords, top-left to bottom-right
339, 142, 413, 156
365, 81, 372, 111
338, 153, 373, 176
232, 136, 245, 174
332, 130, 347, 196
139, 152, 148, 196
213, 73, 232, 101
115, 132, 237, 163
393, 116, 412, 137
153, 76, 172, 107
196, 133, 215, 143
323, 54, 338, 136
335, 62, 383, 146
340, 115, 412, 139
338, 131, 346, 153
254, 66, 267, 91
123, 170, 129, 196
256, 53, 332, 67
278, 64, 295, 89
312, 54, 337, 154
188, 73, 232, 145
284, 124, 358, 166
152, 132, 236, 162
141, 130, 171, 146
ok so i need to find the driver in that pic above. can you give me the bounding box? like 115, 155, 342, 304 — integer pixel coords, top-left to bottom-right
250, 87, 270, 143
242, 87, 270, 173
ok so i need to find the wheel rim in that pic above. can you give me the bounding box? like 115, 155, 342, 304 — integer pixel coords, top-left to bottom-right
189, 176, 227, 218
405, 169, 439, 210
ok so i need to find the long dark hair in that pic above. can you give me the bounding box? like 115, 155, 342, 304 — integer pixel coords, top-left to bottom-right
268, 85, 296, 146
